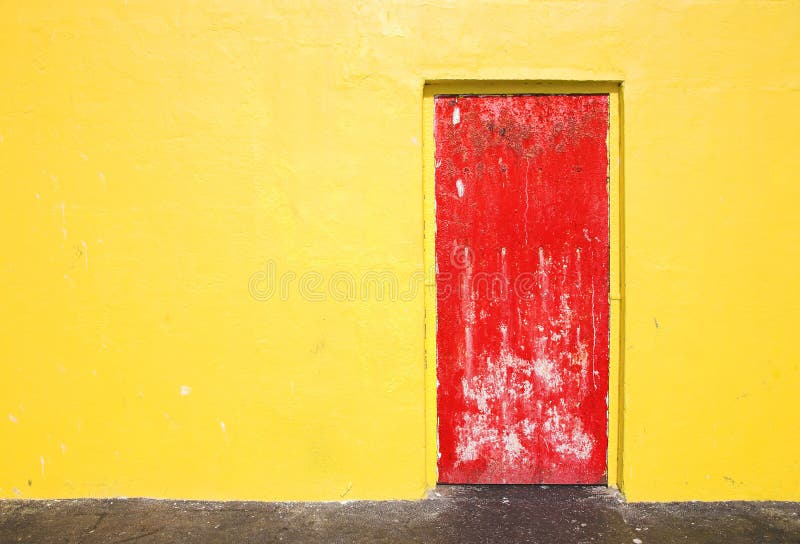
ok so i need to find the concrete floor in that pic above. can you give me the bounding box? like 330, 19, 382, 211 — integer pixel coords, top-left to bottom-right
1, 486, 798, 544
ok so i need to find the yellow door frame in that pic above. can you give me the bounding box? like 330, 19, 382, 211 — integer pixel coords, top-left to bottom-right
422, 80, 625, 491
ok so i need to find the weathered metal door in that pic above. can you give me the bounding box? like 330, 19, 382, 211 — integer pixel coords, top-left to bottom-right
435, 94, 609, 484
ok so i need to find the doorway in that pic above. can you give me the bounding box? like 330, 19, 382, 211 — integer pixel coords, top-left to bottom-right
422, 83, 622, 486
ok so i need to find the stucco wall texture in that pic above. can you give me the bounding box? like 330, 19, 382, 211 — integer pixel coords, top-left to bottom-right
1, 1, 799, 502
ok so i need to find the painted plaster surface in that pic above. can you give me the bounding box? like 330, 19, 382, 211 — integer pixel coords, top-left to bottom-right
434, 95, 609, 484
1, 1, 799, 501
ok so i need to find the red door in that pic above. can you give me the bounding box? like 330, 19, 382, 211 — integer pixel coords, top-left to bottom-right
435, 94, 609, 484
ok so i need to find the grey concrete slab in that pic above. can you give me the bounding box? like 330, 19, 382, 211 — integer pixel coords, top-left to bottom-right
1, 486, 798, 543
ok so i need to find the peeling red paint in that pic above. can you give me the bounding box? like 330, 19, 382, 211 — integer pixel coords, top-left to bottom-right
435, 94, 610, 484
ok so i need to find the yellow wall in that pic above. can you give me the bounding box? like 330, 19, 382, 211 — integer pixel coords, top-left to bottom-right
1, 1, 798, 502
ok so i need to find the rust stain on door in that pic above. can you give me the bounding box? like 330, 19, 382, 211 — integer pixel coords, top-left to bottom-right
435, 94, 610, 484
